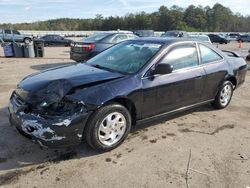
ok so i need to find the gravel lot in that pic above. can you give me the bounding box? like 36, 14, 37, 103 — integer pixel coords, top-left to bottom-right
0, 42, 250, 188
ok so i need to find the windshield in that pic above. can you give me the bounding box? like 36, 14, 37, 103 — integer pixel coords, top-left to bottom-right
84, 33, 110, 42
86, 41, 162, 74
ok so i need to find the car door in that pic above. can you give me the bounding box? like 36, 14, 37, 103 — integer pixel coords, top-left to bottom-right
12, 30, 22, 42
141, 43, 206, 118
42, 36, 49, 45
4, 29, 12, 41
52, 35, 59, 45
198, 44, 227, 101
57, 36, 65, 46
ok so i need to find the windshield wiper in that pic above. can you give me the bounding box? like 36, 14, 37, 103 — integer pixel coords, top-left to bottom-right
91, 64, 116, 72
90, 64, 128, 75
92, 64, 103, 69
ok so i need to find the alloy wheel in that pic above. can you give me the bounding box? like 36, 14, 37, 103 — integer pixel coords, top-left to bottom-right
98, 112, 127, 146
220, 84, 232, 106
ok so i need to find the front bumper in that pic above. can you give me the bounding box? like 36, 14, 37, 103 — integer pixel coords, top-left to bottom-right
8, 102, 91, 148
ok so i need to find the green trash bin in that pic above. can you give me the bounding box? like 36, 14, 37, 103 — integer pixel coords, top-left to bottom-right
24, 43, 35, 58
34, 39, 44, 57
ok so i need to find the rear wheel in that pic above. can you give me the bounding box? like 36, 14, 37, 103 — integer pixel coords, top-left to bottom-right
85, 103, 131, 151
211, 81, 233, 109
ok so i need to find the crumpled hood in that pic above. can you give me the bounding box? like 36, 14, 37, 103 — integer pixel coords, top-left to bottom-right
18, 63, 124, 93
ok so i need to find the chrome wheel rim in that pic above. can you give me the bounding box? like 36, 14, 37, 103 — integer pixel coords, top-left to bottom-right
220, 84, 232, 106
98, 112, 126, 146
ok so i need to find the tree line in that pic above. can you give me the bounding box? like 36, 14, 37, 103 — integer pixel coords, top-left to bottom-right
1, 3, 250, 32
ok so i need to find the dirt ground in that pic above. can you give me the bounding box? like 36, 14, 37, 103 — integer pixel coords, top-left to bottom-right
0, 42, 250, 188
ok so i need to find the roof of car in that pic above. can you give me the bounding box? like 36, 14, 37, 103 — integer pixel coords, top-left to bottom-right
100, 32, 134, 35
164, 30, 187, 33
134, 37, 198, 45
94, 31, 134, 35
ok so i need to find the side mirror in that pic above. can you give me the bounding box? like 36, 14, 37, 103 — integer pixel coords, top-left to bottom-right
153, 64, 173, 75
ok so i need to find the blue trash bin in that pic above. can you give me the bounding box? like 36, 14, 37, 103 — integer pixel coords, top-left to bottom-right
3, 43, 14, 57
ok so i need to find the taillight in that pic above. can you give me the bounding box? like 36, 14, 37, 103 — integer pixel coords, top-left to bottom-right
82, 43, 95, 51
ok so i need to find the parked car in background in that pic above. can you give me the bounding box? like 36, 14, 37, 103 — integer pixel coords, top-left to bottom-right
189, 35, 212, 44
208, 34, 229, 44
227, 33, 240, 41
133, 30, 155, 37
237, 34, 250, 42
9, 38, 247, 151
0, 29, 33, 44
40, 35, 73, 47
70, 32, 138, 62
161, 30, 189, 38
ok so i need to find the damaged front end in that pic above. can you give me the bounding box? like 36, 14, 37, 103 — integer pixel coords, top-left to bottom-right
9, 80, 92, 148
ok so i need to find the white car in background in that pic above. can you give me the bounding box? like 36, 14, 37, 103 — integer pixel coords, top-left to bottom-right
189, 34, 212, 44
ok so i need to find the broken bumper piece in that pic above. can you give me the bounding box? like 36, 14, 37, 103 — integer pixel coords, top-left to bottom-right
8, 106, 91, 148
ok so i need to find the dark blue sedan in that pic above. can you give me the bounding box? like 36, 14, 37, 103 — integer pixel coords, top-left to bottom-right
9, 38, 247, 151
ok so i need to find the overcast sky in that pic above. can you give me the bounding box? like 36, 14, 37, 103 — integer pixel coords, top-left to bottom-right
0, 0, 249, 23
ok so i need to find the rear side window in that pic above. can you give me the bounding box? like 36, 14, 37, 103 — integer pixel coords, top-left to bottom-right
112, 35, 128, 43
42, 35, 49, 40
5, 29, 11, 34
54, 35, 62, 40
160, 44, 199, 71
127, 34, 138, 39
199, 44, 223, 64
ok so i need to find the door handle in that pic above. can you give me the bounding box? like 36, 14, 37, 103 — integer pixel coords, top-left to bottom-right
195, 74, 203, 79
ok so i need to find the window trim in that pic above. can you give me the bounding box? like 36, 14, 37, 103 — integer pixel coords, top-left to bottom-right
143, 42, 199, 78
142, 41, 225, 79
198, 43, 224, 65
158, 43, 199, 72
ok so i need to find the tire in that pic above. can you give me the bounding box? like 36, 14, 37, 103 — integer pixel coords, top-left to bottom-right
24, 38, 32, 44
84, 103, 131, 152
211, 81, 234, 109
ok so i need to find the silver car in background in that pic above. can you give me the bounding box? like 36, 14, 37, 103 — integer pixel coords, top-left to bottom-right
189, 34, 212, 44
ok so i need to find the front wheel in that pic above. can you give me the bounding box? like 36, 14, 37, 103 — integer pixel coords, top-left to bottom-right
85, 103, 131, 151
211, 81, 233, 109
24, 38, 32, 44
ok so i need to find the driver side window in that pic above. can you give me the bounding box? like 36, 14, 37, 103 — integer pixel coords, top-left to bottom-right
13, 30, 20, 35
160, 44, 199, 71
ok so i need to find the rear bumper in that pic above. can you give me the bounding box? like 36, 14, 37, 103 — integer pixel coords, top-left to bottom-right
70, 51, 91, 62
8, 103, 92, 148
70, 51, 98, 62
235, 64, 248, 89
